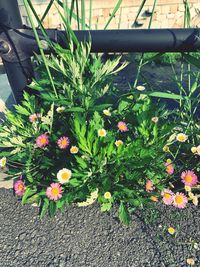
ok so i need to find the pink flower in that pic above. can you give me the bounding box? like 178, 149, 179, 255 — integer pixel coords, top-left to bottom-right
14, 179, 25, 197
117, 121, 129, 132
46, 183, 63, 201
165, 161, 174, 175
29, 113, 40, 123
145, 180, 155, 192
57, 136, 70, 149
36, 134, 49, 148
173, 192, 188, 209
181, 170, 198, 187
161, 189, 174, 205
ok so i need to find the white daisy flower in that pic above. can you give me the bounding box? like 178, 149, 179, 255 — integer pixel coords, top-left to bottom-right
57, 168, 72, 184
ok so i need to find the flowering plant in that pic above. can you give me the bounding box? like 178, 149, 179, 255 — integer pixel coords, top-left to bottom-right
0, 37, 199, 224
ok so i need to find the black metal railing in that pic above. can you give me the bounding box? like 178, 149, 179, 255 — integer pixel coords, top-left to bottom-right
0, 0, 200, 103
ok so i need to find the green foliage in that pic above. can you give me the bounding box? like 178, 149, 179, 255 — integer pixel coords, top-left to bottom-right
118, 201, 130, 225
1, 1, 199, 224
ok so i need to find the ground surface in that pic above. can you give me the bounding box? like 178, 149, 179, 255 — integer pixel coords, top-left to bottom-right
0, 188, 200, 267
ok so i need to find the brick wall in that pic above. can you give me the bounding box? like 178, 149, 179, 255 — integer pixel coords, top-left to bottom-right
17, 0, 200, 29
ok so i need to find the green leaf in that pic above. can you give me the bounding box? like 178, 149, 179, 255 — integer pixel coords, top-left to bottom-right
107, 142, 114, 158
69, 178, 82, 187
56, 198, 65, 209
14, 105, 30, 116
22, 188, 36, 205
49, 201, 57, 217
26, 172, 34, 183
75, 156, 88, 169
101, 202, 112, 212
65, 107, 85, 112
118, 201, 130, 225
89, 104, 112, 111
118, 100, 130, 112
40, 198, 49, 218
142, 53, 164, 65
65, 192, 75, 204
183, 53, 200, 69
146, 91, 185, 100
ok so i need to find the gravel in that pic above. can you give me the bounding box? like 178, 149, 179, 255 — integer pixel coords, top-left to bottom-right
1, 188, 200, 267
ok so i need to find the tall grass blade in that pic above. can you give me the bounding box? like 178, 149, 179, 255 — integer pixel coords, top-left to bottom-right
57, 0, 89, 29
134, 0, 146, 25
75, 0, 80, 30
27, 0, 51, 42
55, 0, 79, 45
184, 0, 191, 28
118, 7, 122, 29
40, 0, 55, 24
63, 0, 69, 26
104, 0, 123, 29
23, 0, 58, 98
142, 52, 164, 65
183, 54, 200, 69
89, 0, 93, 29
69, 0, 75, 23
148, 0, 157, 28
81, 0, 86, 30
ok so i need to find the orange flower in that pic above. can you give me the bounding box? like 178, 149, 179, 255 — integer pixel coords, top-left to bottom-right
150, 196, 158, 202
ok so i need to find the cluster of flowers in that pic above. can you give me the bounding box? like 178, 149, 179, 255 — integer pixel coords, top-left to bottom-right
35, 133, 79, 153
9, 110, 120, 202
98, 114, 128, 147
146, 170, 199, 208
2, 106, 199, 211
163, 132, 200, 156
13, 166, 112, 204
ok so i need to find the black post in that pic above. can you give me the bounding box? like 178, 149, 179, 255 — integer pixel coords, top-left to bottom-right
0, 0, 33, 103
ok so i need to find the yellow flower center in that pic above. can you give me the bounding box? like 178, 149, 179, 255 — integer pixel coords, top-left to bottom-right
104, 192, 111, 199
1, 159, 6, 167
147, 184, 151, 190
98, 129, 106, 137
61, 172, 70, 181
177, 134, 187, 142
163, 146, 170, 152
32, 115, 37, 121
119, 124, 126, 131
115, 140, 123, 146
70, 146, 78, 153
166, 165, 172, 172
174, 195, 183, 204
168, 227, 175, 234
61, 139, 67, 146
191, 147, 197, 153
164, 193, 171, 199
51, 188, 59, 196
40, 137, 47, 144
17, 184, 24, 191
184, 175, 193, 183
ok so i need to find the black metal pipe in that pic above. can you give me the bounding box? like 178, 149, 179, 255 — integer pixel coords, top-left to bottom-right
73, 29, 200, 53
0, 0, 33, 103
1, 26, 200, 103
1, 28, 200, 62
